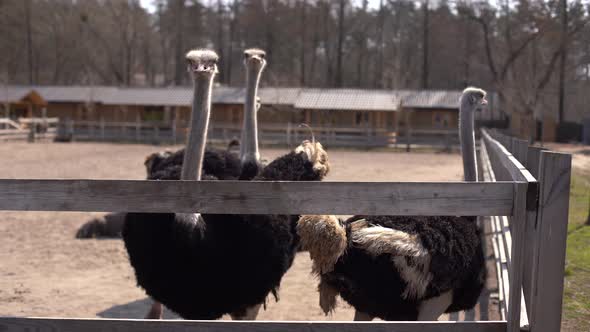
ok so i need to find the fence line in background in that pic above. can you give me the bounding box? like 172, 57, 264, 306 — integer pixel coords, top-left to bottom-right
0, 117, 58, 141
57, 120, 458, 149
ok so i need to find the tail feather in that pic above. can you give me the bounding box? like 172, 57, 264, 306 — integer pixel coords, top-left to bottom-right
297, 215, 347, 275
351, 225, 432, 299
351, 225, 427, 258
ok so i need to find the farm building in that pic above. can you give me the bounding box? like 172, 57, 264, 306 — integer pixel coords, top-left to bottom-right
0, 85, 499, 146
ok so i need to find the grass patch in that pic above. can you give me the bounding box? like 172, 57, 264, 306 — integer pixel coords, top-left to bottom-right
562, 168, 590, 331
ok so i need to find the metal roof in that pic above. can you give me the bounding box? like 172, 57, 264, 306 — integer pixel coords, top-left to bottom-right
396, 90, 463, 109
259, 87, 301, 105
295, 89, 398, 111
2, 85, 474, 110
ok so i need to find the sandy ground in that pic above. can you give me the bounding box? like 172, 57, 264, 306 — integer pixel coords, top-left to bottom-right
0, 142, 497, 321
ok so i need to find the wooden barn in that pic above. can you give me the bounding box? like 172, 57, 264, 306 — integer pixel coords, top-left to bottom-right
1, 85, 494, 146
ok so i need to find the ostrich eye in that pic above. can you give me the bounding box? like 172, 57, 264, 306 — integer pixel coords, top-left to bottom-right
260, 54, 265, 59
244, 53, 249, 59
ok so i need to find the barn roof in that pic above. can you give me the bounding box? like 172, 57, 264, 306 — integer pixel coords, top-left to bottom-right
294, 89, 398, 111
396, 90, 464, 109
2, 85, 478, 110
0, 86, 46, 105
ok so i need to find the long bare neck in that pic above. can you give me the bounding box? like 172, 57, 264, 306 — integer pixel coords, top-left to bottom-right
459, 98, 477, 182
182, 75, 214, 180
240, 64, 262, 164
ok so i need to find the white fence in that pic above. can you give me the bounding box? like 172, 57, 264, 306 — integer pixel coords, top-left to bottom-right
0, 117, 58, 141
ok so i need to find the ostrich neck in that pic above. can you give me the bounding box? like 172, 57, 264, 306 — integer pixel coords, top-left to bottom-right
181, 74, 214, 181
459, 99, 477, 182
240, 64, 262, 164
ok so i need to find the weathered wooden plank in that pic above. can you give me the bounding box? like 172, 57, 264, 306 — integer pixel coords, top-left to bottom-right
481, 130, 536, 183
530, 151, 572, 332
483, 133, 512, 182
0, 317, 507, 332
511, 139, 529, 168
480, 136, 530, 330
0, 179, 515, 216
522, 146, 544, 316
506, 184, 528, 332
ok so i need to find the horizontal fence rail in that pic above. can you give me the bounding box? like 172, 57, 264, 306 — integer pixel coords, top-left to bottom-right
0, 180, 516, 216
58, 120, 459, 149
0, 318, 508, 332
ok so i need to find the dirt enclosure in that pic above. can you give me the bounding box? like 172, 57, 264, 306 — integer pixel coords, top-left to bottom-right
0, 142, 497, 321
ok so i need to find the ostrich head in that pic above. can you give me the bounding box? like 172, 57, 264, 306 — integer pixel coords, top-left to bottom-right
460, 87, 488, 112
243, 48, 266, 72
459, 87, 487, 183
144, 151, 172, 175
186, 49, 219, 80
295, 140, 330, 178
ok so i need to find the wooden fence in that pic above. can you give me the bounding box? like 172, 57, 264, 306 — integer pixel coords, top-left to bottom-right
480, 128, 571, 332
0, 128, 571, 332
0, 117, 58, 141
58, 119, 458, 149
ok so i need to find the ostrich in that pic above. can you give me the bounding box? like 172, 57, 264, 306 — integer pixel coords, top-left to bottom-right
239, 48, 266, 180
123, 48, 330, 320
297, 87, 488, 321
76, 49, 267, 239
142, 48, 268, 181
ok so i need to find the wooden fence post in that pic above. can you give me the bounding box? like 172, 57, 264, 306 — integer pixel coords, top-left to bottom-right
172, 120, 177, 145
136, 113, 141, 142
286, 122, 292, 147
529, 151, 572, 332
522, 146, 544, 312
100, 118, 105, 141
27, 122, 35, 142
506, 182, 528, 332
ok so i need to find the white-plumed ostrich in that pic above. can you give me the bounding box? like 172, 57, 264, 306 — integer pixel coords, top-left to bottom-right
297, 87, 488, 321
123, 48, 331, 320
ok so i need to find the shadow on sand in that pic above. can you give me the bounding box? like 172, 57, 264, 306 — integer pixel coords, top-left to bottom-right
97, 298, 180, 319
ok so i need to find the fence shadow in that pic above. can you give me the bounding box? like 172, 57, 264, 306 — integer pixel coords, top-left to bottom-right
97, 298, 180, 319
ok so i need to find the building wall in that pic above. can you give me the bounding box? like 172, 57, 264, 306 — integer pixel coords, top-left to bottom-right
510, 112, 556, 142
409, 108, 458, 130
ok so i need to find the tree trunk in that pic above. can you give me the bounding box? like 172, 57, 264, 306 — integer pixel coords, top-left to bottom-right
335, 0, 345, 87
558, 0, 568, 124
227, 0, 239, 85
24, 0, 34, 84
173, 0, 185, 86
374, 0, 384, 88
299, 0, 307, 85
421, 0, 429, 89
216, 0, 225, 84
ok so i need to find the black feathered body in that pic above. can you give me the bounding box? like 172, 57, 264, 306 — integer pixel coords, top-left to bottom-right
148, 148, 244, 180
123, 150, 324, 319
323, 215, 485, 320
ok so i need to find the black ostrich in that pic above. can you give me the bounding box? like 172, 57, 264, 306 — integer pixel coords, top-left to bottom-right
145, 49, 267, 181
297, 87, 488, 321
123, 48, 330, 320
76, 49, 267, 239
